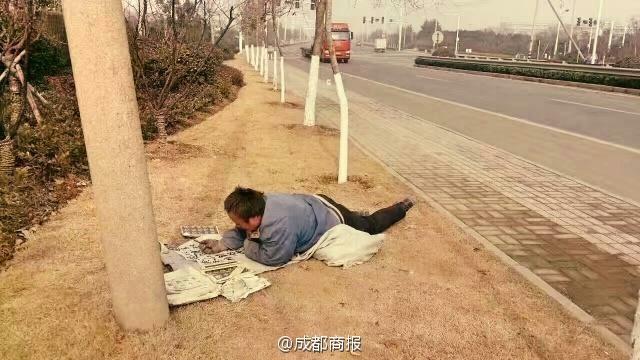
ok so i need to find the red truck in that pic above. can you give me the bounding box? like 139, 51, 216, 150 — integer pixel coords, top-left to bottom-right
301, 23, 353, 63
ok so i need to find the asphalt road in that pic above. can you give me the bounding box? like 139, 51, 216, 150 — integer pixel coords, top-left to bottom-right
283, 47, 640, 203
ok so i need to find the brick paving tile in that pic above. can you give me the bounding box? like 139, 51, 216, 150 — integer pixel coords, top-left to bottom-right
288, 71, 640, 343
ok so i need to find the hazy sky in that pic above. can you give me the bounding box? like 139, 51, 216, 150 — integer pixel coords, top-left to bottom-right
325, 0, 640, 32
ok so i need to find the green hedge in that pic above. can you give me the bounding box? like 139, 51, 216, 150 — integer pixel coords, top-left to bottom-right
414, 58, 640, 89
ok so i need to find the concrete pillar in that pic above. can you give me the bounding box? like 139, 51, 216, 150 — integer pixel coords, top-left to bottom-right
62, 0, 169, 330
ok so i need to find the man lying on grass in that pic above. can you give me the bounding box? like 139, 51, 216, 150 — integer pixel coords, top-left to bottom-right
199, 186, 414, 266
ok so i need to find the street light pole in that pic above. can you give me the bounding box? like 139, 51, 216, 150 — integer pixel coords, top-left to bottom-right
455, 15, 460, 57
554, 22, 561, 57
545, 0, 586, 61
607, 20, 614, 51
591, 0, 603, 64
433, 18, 438, 52
398, 2, 404, 51
568, 0, 577, 53
529, 0, 540, 56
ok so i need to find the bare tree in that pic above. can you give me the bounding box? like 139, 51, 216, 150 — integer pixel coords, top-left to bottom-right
212, 3, 236, 46
0, 0, 50, 174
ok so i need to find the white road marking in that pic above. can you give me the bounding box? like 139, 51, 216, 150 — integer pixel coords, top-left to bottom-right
417, 74, 450, 82
550, 98, 640, 117
341, 72, 640, 156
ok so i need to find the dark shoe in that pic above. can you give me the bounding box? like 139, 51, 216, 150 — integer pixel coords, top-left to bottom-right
400, 197, 415, 212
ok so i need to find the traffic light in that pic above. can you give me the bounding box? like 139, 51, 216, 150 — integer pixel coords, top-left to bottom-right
371, 16, 374, 24
381, 16, 385, 24
363, 16, 366, 24
576, 17, 581, 26
310, 0, 315, 10
588, 17, 593, 26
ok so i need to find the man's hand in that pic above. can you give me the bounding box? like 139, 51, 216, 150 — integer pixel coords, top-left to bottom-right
198, 239, 227, 254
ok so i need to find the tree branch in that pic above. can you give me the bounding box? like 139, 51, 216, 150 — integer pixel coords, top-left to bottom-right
213, 5, 234, 47
0, 49, 25, 83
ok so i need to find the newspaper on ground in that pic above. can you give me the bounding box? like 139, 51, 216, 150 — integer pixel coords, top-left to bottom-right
161, 236, 271, 305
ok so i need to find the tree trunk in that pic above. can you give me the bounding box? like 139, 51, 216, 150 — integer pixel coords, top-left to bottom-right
324, 0, 349, 184
7, 76, 23, 138
634, 296, 640, 359
303, 0, 326, 127
141, 0, 148, 36
0, 138, 15, 176
271, 0, 283, 56
311, 0, 326, 56
155, 111, 168, 142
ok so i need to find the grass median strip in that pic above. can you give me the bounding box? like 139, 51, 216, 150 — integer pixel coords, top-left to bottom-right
414, 58, 640, 90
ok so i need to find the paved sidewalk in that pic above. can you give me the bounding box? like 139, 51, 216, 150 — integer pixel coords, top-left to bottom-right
284, 64, 640, 344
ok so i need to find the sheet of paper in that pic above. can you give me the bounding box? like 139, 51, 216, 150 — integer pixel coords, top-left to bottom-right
176, 239, 243, 268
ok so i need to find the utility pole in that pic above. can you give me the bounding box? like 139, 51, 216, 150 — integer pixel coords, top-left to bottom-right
61, 0, 169, 330
529, 0, 540, 56
404, 24, 408, 48
455, 15, 460, 56
622, 25, 627, 47
568, 0, 577, 53
398, 4, 403, 51
364, 18, 368, 44
554, 2, 568, 57
545, 0, 586, 61
554, 22, 561, 57
607, 20, 614, 51
591, 0, 603, 64
283, 14, 288, 42
432, 18, 438, 52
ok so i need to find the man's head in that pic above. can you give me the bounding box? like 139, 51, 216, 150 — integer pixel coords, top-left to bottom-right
224, 186, 265, 232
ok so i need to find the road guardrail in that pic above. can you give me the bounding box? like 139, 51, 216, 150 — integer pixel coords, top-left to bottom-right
416, 56, 640, 78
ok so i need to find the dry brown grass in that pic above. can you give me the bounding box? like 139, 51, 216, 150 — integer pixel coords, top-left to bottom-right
0, 59, 625, 360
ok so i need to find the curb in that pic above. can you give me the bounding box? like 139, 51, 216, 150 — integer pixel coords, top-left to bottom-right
278, 56, 634, 354
349, 136, 633, 356
414, 64, 640, 96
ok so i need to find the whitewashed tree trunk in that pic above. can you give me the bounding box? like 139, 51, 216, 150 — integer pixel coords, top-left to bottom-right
250, 45, 254, 67
245, 45, 250, 62
303, 55, 320, 126
324, 0, 349, 183
273, 51, 278, 90
259, 47, 264, 75
303, 0, 326, 127
280, 56, 285, 103
335, 73, 349, 184
254, 46, 258, 70
263, 51, 269, 83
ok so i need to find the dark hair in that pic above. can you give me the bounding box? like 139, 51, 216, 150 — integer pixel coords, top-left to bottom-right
224, 186, 266, 221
